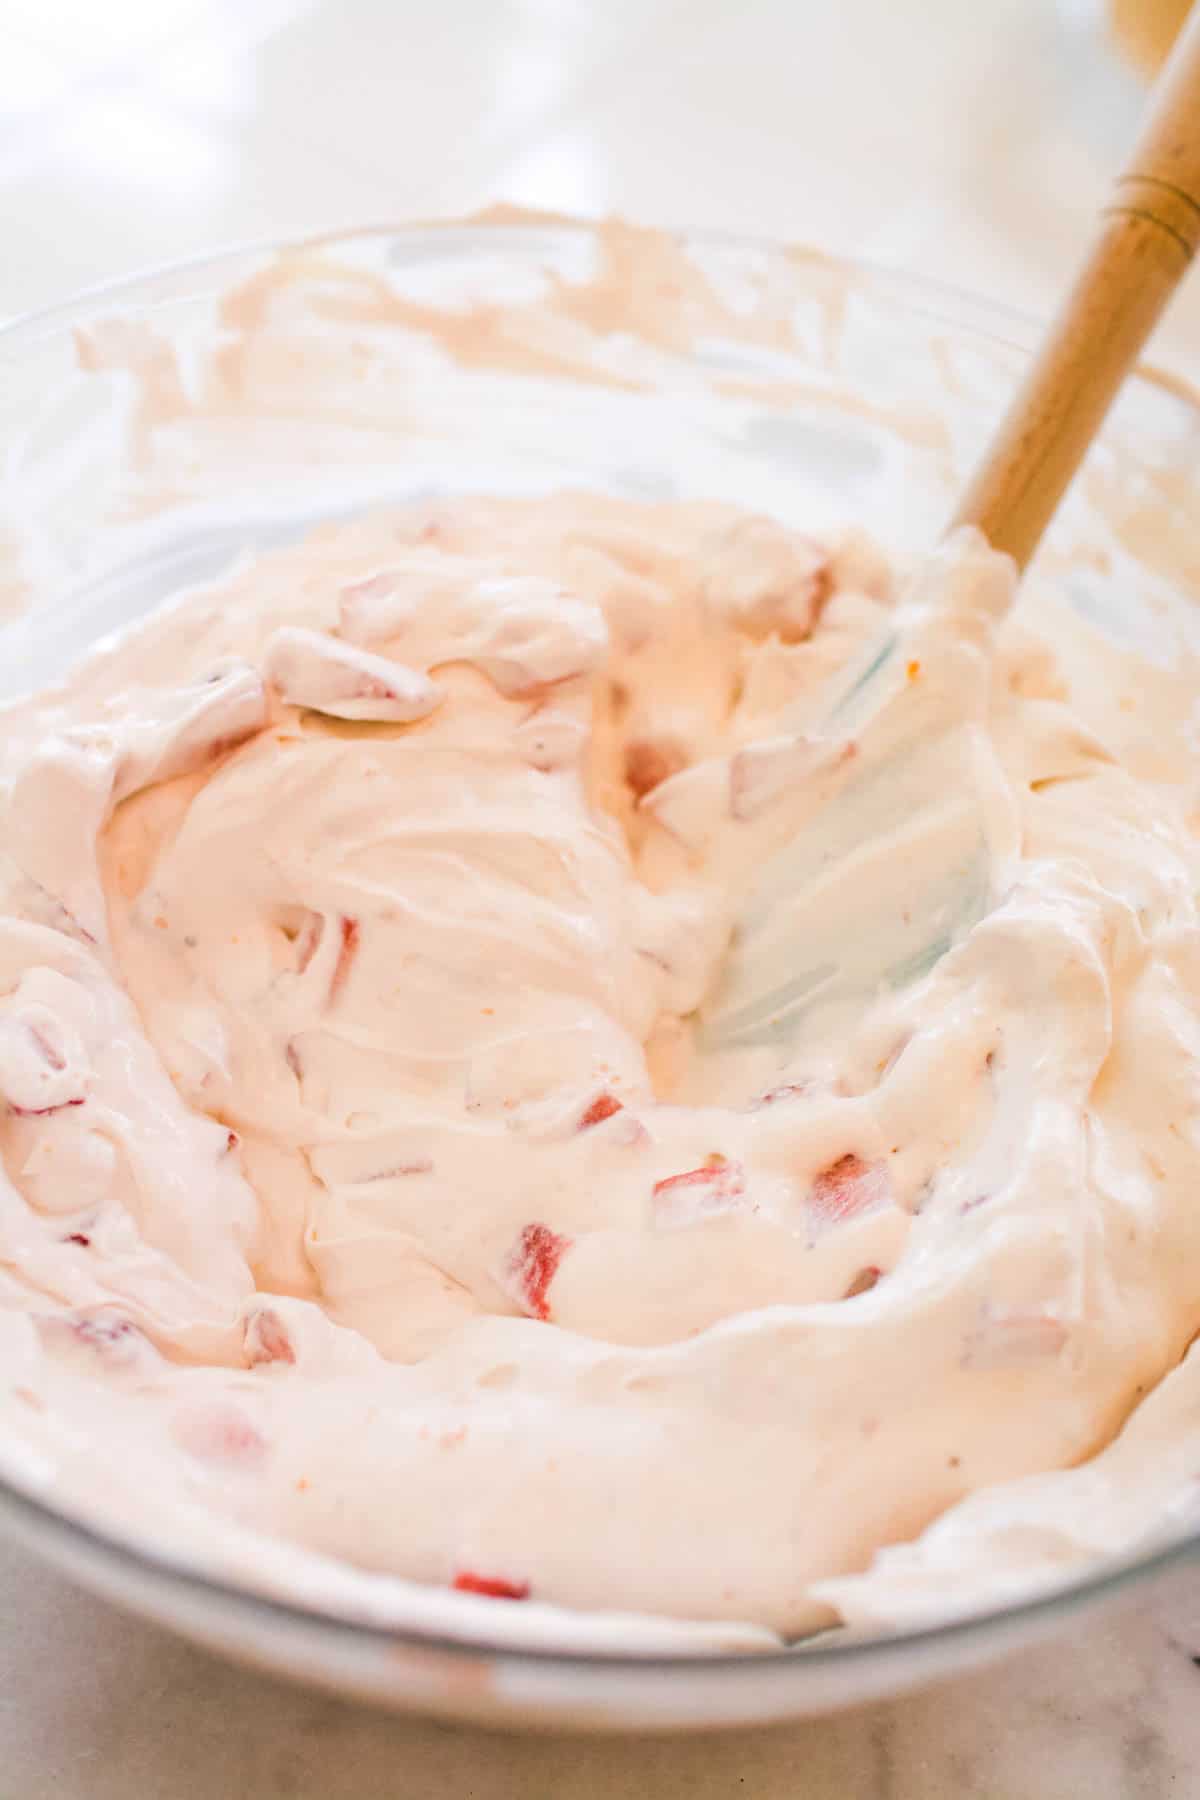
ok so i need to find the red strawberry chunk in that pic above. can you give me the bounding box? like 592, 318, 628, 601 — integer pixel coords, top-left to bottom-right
452, 1570, 530, 1600
578, 1092, 623, 1130
749, 1082, 808, 1109
808, 1154, 891, 1236
961, 1308, 1069, 1370
244, 1308, 296, 1367
329, 915, 360, 1001
624, 738, 685, 801
173, 1403, 268, 1468
48, 898, 97, 945
38, 1310, 153, 1371
503, 1221, 571, 1321
9, 1095, 86, 1118
73, 1314, 141, 1352
652, 1155, 746, 1228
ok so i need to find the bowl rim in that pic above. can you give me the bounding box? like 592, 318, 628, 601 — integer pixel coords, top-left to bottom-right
0, 206, 1051, 356
0, 1445, 1196, 1672
2, 212, 1198, 1677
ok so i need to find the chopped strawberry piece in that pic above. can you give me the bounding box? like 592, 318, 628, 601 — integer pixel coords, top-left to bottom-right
452, 1570, 530, 1600
9, 1095, 86, 1117
244, 1308, 296, 1367
38, 1309, 152, 1371
808, 1154, 891, 1235
72, 1314, 140, 1351
579, 1092, 623, 1130
46, 897, 97, 945
624, 738, 685, 800
64, 1232, 91, 1247
503, 1221, 571, 1321
750, 1082, 808, 1109
173, 1404, 268, 1468
961, 1309, 1069, 1370
652, 1155, 746, 1227
329, 915, 360, 1001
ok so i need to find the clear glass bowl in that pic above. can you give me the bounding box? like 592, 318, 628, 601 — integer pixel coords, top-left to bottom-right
1, 217, 1199, 1731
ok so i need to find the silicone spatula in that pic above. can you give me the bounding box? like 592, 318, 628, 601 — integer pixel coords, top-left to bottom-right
701, 8, 1200, 1053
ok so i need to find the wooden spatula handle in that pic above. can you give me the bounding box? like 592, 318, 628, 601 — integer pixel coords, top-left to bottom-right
949, 2, 1200, 568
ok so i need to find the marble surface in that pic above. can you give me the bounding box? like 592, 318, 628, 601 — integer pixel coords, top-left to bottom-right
7, 0, 1200, 1790
6, 1538, 1200, 1797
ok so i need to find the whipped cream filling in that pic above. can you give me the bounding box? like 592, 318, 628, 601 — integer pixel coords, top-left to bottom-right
2, 487, 1200, 1647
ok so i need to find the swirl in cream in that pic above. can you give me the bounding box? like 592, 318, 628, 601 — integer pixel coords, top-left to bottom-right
1, 490, 1200, 1643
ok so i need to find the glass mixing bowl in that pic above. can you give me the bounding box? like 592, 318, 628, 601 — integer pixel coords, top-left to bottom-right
1, 216, 1199, 1730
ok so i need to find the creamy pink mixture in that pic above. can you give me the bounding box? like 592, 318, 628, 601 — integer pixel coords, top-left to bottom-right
3, 490, 1200, 1644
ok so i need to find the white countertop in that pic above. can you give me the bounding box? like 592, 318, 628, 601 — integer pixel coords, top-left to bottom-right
5, 0, 1200, 1789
